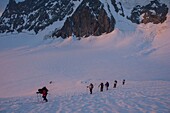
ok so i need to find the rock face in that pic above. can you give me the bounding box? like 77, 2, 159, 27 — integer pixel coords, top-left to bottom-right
128, 0, 169, 24
0, 0, 169, 39
53, 0, 115, 38
110, 0, 125, 17
0, 0, 77, 33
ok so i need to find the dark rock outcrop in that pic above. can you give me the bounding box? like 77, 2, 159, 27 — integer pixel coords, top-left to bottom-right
111, 0, 124, 17
128, 0, 169, 24
53, 0, 115, 38
0, 0, 77, 33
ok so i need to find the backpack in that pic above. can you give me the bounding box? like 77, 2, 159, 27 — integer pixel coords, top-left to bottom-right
90, 84, 93, 89
38, 89, 43, 94
38, 87, 48, 94
105, 82, 109, 87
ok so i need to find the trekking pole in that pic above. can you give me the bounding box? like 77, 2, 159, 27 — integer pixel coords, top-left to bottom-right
86, 86, 89, 94
40, 94, 42, 102
36, 92, 39, 102
37, 92, 43, 103
47, 92, 50, 102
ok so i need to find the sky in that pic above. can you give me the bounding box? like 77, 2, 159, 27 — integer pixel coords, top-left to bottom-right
0, 0, 8, 16
0, 0, 24, 16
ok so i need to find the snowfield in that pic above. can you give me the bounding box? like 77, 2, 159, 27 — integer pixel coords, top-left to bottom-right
0, 81, 170, 113
0, 22, 170, 112
0, 0, 170, 112
0, 19, 170, 112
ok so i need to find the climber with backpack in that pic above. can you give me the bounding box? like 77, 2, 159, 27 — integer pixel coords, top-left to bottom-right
87, 83, 94, 94
113, 80, 117, 88
37, 86, 48, 102
98, 82, 104, 92
105, 81, 109, 90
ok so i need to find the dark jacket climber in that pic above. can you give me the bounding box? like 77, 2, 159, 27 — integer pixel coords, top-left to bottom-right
42, 87, 48, 102
122, 79, 125, 85
87, 83, 94, 94
113, 80, 117, 88
37, 86, 48, 102
98, 83, 104, 92
105, 82, 109, 90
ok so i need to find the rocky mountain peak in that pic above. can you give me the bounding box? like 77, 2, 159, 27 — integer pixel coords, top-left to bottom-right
8, 0, 16, 5
0, 0, 79, 33
128, 0, 168, 24
0, 0, 169, 39
53, 0, 115, 38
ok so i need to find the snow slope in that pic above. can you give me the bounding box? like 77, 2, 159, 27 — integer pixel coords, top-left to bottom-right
0, 81, 170, 113
0, 0, 170, 112
0, 21, 170, 112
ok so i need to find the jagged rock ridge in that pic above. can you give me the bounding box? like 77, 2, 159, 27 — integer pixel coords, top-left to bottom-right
0, 0, 169, 39
0, 0, 79, 33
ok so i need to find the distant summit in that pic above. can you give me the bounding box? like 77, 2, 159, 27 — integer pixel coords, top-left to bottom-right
128, 0, 169, 24
0, 0, 169, 38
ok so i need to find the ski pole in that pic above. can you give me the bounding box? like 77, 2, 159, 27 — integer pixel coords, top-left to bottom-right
86, 86, 89, 94
36, 93, 39, 102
